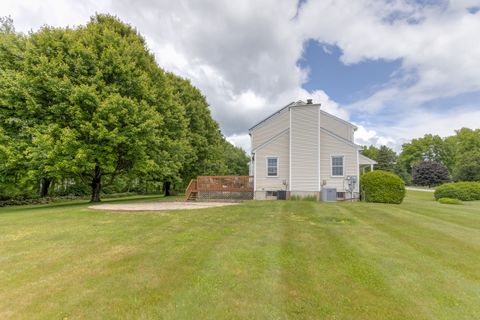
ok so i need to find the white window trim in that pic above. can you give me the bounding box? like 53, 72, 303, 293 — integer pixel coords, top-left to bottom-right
265, 156, 279, 178
330, 155, 345, 177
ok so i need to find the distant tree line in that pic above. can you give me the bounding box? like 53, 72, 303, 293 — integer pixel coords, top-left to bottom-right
361, 128, 480, 186
0, 15, 249, 202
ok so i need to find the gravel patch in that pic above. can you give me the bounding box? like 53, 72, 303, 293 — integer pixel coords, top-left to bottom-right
89, 201, 239, 211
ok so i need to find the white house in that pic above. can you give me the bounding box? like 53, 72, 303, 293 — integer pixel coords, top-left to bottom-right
249, 100, 376, 200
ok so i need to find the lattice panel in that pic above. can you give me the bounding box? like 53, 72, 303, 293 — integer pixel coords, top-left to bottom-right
197, 191, 254, 201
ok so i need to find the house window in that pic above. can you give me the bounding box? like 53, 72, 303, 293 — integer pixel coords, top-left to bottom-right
331, 156, 344, 176
266, 157, 278, 177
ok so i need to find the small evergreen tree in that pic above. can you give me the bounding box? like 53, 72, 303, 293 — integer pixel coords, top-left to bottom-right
375, 145, 397, 172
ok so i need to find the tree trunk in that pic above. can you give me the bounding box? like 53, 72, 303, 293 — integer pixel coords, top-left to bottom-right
39, 178, 52, 198
90, 164, 102, 202
164, 181, 171, 197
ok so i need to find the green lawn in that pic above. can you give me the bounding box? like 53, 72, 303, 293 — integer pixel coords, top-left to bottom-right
1, 192, 480, 319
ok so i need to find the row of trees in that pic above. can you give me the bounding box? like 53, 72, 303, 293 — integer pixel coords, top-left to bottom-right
361, 128, 480, 186
0, 15, 249, 202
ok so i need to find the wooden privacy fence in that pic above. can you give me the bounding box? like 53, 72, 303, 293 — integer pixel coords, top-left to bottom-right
185, 176, 254, 201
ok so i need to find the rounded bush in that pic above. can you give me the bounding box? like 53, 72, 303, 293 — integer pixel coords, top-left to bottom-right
437, 197, 463, 205
360, 171, 406, 204
434, 182, 480, 201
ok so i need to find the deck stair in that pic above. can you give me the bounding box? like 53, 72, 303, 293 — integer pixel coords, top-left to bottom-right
185, 179, 198, 201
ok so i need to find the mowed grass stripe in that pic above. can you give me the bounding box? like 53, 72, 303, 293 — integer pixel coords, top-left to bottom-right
1, 191, 480, 319
402, 203, 480, 230
277, 202, 417, 320
0, 205, 262, 318
402, 192, 480, 229
346, 203, 480, 281
155, 202, 286, 319
341, 204, 480, 319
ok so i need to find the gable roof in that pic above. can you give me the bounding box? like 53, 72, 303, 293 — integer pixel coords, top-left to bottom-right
359, 154, 377, 165
248, 101, 296, 132
320, 127, 362, 149
248, 100, 357, 132
320, 110, 358, 131
251, 128, 289, 153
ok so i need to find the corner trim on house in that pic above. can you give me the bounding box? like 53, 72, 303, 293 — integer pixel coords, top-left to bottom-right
253, 151, 257, 194
318, 105, 321, 191
289, 107, 292, 192
356, 150, 360, 193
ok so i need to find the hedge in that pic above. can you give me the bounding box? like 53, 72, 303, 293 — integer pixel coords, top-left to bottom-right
434, 182, 480, 201
361, 171, 406, 204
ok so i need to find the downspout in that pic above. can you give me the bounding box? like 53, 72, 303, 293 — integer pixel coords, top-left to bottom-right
288, 106, 292, 193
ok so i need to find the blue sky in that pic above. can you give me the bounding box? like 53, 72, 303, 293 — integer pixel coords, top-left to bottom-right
298, 39, 480, 133
297, 41, 402, 105
2, 0, 480, 152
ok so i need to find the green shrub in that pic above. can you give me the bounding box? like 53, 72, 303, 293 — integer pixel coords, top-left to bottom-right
360, 171, 406, 204
434, 182, 480, 201
55, 184, 91, 197
437, 197, 464, 205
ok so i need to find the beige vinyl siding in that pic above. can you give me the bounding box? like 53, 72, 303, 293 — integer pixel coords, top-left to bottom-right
254, 130, 289, 192
290, 106, 319, 191
320, 111, 353, 141
251, 110, 289, 150
320, 131, 359, 192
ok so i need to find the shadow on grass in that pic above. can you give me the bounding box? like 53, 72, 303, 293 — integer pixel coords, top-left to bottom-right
0, 194, 183, 215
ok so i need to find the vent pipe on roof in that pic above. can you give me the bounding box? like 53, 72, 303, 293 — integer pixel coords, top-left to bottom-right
306, 99, 313, 104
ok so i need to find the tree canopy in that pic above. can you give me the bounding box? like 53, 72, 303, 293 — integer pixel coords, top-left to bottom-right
0, 15, 249, 202
362, 127, 480, 185
412, 160, 450, 187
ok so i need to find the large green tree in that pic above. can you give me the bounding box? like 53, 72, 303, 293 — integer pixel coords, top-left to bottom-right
221, 141, 249, 176
167, 73, 249, 187
360, 145, 379, 162
398, 134, 455, 174
167, 73, 224, 182
1, 15, 249, 202
1, 15, 189, 202
0, 16, 32, 197
453, 128, 480, 181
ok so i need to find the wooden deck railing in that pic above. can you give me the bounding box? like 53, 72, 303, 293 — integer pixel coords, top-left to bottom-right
184, 176, 253, 200
196, 176, 253, 192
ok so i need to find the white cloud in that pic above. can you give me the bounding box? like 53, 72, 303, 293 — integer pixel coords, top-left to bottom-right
298, 0, 480, 112
1, 0, 479, 153
226, 134, 251, 153
354, 125, 398, 150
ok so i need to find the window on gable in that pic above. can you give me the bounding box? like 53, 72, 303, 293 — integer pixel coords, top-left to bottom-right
331, 156, 344, 176
267, 157, 278, 176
